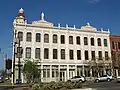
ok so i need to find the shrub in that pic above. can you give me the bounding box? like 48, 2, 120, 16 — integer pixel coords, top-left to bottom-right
74, 82, 82, 88
31, 81, 82, 90
32, 84, 41, 90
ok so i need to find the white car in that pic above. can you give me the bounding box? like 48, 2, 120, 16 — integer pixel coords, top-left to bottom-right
116, 76, 120, 82
95, 75, 113, 82
68, 76, 86, 82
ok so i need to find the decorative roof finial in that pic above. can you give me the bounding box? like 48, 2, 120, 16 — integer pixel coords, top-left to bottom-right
66, 24, 68, 29
101, 28, 103, 32
87, 22, 90, 26
58, 23, 60, 28
19, 8, 24, 13
74, 25, 76, 29
108, 29, 110, 33
41, 12, 44, 20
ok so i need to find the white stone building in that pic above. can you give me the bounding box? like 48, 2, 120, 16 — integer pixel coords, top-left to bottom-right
12, 8, 112, 83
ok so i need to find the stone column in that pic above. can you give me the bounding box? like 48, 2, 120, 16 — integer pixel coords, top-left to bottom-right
82, 65, 85, 76
41, 65, 43, 82
116, 69, 118, 77
58, 65, 60, 81
67, 65, 69, 80
50, 65, 52, 81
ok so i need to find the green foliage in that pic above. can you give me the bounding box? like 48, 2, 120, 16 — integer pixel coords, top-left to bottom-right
32, 81, 82, 90
22, 59, 41, 84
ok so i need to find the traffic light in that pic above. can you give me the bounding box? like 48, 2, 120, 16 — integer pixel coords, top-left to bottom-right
5, 59, 12, 69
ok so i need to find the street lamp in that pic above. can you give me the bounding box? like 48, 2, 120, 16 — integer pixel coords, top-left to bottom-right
13, 29, 23, 84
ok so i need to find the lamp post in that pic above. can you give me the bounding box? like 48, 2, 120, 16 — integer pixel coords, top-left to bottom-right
13, 29, 22, 84
17, 39, 22, 83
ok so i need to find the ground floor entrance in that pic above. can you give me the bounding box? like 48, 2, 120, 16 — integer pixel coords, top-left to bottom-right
40, 65, 112, 82
13, 64, 112, 83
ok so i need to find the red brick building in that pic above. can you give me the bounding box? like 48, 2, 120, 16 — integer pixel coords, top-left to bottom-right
110, 35, 120, 77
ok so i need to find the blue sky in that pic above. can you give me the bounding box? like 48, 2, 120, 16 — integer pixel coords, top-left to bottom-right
0, 0, 120, 69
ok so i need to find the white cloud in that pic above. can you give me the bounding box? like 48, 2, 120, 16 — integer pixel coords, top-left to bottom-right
89, 0, 101, 4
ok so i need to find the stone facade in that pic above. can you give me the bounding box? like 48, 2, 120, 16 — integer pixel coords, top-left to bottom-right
12, 8, 112, 83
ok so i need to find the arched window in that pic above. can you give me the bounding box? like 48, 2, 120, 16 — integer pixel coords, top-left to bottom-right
69, 36, 73, 44
91, 38, 94, 46
18, 32, 23, 41
26, 32, 32, 42
76, 36, 80, 45
97, 38, 101, 46
44, 34, 49, 43
53, 34, 57, 43
61, 35, 65, 44
84, 37, 88, 45
36, 33, 41, 42
104, 39, 107, 46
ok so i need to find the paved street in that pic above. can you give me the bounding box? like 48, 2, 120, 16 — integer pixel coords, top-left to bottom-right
0, 86, 13, 90
84, 80, 120, 90
0, 81, 120, 90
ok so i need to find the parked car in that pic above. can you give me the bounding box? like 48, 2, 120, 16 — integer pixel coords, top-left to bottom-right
95, 75, 113, 82
67, 76, 86, 83
0, 76, 4, 83
116, 76, 120, 82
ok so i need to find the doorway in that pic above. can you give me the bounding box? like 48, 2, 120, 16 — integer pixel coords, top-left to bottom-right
60, 71, 66, 81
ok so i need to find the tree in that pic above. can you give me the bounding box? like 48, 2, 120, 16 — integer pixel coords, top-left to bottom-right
22, 59, 41, 84
88, 57, 112, 81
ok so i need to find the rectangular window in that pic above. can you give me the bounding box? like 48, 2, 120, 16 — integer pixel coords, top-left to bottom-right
69, 36, 73, 44
85, 50, 89, 60
91, 51, 95, 60
44, 48, 49, 59
69, 50, 74, 60
105, 51, 108, 60
98, 51, 102, 60
26, 47, 31, 58
61, 49, 65, 59
26, 32, 32, 42
53, 49, 57, 59
61, 35, 65, 44
35, 48, 40, 59
77, 50, 81, 60
16, 47, 23, 58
